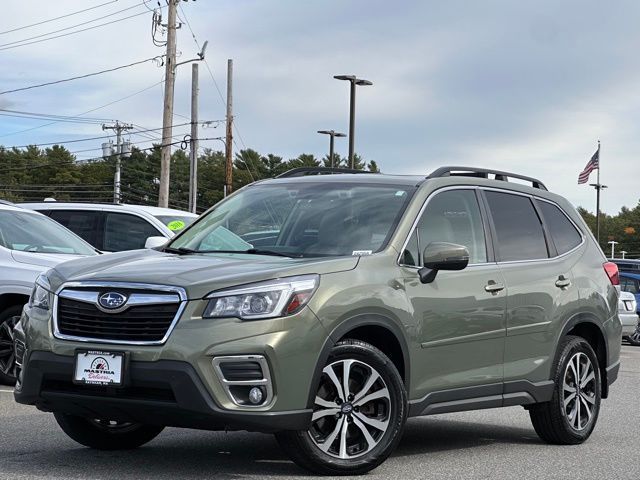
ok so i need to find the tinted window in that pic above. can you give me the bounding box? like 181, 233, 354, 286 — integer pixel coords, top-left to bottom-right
0, 211, 96, 255
485, 191, 548, 261
48, 210, 101, 248
103, 213, 161, 251
415, 189, 487, 264
537, 201, 582, 254
621, 277, 639, 294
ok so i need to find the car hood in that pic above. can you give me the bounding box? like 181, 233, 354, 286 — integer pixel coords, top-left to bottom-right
11, 250, 86, 269
50, 248, 359, 298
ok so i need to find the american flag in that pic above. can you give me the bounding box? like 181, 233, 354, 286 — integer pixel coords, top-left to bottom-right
578, 147, 600, 184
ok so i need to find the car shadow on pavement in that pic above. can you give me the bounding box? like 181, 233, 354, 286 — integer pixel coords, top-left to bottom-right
395, 416, 541, 458
0, 417, 541, 479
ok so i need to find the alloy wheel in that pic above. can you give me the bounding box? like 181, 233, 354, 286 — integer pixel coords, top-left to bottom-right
0, 316, 19, 378
562, 352, 597, 431
309, 359, 391, 459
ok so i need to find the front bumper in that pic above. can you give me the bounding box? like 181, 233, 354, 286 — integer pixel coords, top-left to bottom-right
14, 351, 311, 433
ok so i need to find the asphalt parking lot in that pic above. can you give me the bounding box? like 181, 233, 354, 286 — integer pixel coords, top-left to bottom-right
1, 345, 638, 480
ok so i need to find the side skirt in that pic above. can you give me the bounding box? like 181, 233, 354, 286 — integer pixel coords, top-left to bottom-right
408, 380, 555, 417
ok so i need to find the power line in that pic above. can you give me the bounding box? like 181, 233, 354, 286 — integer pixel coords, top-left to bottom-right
0, 8, 156, 52
0, 80, 164, 139
0, 110, 113, 125
1, 122, 190, 149
0, 2, 148, 49
0, 0, 118, 36
0, 56, 164, 96
177, 4, 249, 151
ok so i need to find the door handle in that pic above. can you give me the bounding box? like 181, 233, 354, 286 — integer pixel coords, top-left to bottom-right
555, 275, 571, 289
484, 281, 505, 294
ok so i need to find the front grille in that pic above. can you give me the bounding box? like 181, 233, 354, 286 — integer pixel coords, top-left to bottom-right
42, 379, 176, 403
57, 297, 180, 343
219, 361, 264, 381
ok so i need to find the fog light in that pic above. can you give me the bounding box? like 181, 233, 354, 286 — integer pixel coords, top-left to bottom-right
249, 387, 264, 405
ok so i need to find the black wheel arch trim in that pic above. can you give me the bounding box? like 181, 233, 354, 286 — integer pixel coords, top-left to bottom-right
557, 312, 611, 398
306, 313, 411, 409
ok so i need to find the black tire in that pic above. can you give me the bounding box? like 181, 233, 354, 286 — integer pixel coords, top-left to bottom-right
275, 339, 407, 476
54, 413, 164, 450
529, 335, 601, 445
0, 305, 22, 386
627, 324, 640, 346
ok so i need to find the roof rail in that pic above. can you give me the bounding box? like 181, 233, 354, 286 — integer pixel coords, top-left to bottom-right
427, 166, 547, 190
277, 167, 375, 178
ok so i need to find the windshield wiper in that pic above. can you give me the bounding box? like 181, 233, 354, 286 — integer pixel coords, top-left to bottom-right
164, 247, 298, 257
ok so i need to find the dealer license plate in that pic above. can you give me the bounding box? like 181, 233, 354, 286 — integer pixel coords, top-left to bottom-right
73, 350, 124, 386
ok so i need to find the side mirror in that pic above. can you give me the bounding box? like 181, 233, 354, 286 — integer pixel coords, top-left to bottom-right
145, 236, 168, 249
418, 242, 469, 284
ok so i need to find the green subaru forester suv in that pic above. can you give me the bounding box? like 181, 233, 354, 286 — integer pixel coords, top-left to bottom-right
14, 167, 621, 475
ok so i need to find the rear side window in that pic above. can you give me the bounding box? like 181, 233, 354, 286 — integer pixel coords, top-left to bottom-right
621, 277, 639, 294
537, 201, 582, 255
103, 213, 161, 251
485, 191, 548, 262
48, 210, 101, 248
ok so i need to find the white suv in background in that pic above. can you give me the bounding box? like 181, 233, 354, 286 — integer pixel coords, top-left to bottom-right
0, 202, 97, 384
21, 202, 198, 252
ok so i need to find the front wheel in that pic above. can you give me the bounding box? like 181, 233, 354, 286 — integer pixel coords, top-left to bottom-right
529, 335, 601, 444
276, 339, 407, 476
0, 306, 21, 385
54, 413, 164, 450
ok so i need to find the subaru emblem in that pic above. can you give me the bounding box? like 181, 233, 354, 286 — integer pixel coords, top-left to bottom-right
98, 292, 128, 310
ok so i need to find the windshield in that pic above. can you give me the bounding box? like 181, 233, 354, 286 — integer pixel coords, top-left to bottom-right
169, 182, 415, 257
154, 215, 196, 234
0, 210, 96, 255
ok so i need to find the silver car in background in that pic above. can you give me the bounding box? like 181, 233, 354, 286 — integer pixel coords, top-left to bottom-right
619, 290, 640, 346
0, 203, 97, 384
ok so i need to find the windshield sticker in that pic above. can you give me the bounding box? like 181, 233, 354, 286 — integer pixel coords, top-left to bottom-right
352, 250, 373, 256
167, 220, 186, 231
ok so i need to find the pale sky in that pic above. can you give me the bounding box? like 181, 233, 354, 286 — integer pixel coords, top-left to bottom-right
1, 0, 639, 214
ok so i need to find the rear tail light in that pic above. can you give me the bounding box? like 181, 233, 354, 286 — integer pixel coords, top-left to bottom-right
603, 262, 619, 286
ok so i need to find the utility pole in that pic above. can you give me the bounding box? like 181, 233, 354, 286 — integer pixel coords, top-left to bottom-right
224, 58, 233, 197
102, 121, 133, 203
158, 0, 179, 208
188, 63, 199, 213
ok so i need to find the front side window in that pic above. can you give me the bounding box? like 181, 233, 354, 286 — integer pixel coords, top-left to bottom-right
103, 213, 161, 251
170, 183, 415, 257
0, 211, 96, 255
536, 201, 582, 255
402, 189, 487, 265
485, 191, 548, 261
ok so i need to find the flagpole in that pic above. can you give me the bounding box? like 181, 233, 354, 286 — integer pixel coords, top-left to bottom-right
596, 140, 601, 243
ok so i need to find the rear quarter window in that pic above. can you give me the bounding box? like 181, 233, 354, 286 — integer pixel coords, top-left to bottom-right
536, 201, 582, 255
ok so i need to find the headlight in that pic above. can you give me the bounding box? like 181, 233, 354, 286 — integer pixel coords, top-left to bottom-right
203, 275, 319, 320
28, 274, 52, 311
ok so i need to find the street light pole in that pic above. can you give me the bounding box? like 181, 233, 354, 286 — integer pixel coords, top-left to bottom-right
608, 240, 618, 259
333, 75, 372, 168
317, 130, 346, 168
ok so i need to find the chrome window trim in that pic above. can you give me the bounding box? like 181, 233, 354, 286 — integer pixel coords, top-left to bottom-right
396, 186, 487, 267
480, 187, 585, 265
397, 185, 586, 268
53, 281, 187, 346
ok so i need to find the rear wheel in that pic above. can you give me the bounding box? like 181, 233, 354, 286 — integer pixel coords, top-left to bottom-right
54, 413, 164, 450
529, 336, 601, 444
275, 339, 407, 476
0, 306, 21, 385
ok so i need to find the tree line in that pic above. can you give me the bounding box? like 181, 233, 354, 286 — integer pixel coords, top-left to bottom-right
0, 144, 379, 213
0, 144, 637, 257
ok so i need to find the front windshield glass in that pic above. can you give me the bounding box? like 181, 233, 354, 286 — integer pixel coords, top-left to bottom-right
154, 215, 196, 233
0, 211, 96, 255
169, 182, 415, 257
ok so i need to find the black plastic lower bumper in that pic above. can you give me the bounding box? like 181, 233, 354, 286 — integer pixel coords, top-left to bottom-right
14, 351, 311, 433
